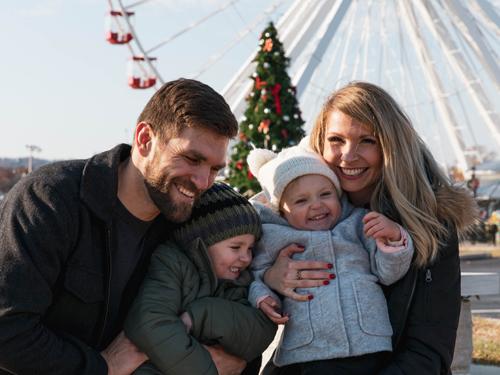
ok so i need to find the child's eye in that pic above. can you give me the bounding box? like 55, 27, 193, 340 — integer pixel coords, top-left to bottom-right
320, 191, 332, 197
295, 199, 306, 204
327, 136, 344, 143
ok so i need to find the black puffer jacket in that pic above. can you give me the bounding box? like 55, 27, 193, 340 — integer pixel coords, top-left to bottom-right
379, 227, 461, 375
0, 144, 168, 375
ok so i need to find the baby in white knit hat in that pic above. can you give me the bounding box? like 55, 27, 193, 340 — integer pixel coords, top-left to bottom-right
246, 145, 414, 372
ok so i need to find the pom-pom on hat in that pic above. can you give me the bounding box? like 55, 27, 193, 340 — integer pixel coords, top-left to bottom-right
247, 145, 342, 211
172, 182, 261, 248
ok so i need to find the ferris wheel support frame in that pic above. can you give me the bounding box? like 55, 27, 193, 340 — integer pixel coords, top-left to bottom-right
471, 0, 500, 38
415, 0, 500, 153
289, 0, 351, 97
399, 1, 468, 172
443, 0, 500, 90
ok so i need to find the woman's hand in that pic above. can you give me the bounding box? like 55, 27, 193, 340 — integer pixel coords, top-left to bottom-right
263, 243, 334, 301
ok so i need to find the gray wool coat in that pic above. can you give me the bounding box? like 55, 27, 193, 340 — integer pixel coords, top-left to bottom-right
249, 196, 414, 367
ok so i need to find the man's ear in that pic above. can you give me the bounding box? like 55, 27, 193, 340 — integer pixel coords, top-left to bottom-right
134, 122, 153, 157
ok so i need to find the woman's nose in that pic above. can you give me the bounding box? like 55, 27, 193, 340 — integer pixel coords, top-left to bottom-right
340, 143, 359, 161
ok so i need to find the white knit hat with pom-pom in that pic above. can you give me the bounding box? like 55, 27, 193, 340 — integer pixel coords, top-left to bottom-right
247, 145, 342, 211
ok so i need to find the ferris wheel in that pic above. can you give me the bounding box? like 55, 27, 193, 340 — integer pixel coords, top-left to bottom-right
105, 0, 500, 171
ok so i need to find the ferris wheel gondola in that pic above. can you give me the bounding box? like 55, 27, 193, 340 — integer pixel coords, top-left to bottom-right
105, 10, 134, 44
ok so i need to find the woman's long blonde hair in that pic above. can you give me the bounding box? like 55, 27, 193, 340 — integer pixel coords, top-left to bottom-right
310, 81, 477, 267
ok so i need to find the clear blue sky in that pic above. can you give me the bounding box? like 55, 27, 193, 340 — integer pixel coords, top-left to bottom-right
0, 0, 291, 160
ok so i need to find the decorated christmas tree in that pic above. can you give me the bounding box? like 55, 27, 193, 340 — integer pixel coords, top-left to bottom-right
226, 22, 305, 196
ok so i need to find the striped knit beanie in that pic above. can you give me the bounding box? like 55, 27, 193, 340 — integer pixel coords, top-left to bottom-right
172, 182, 261, 249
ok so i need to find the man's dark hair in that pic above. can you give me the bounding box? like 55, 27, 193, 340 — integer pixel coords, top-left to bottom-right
137, 78, 238, 141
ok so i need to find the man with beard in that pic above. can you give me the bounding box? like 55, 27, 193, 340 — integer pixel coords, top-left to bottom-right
0, 79, 246, 375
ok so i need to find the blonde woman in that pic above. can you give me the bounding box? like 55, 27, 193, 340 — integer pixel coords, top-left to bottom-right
262, 81, 477, 375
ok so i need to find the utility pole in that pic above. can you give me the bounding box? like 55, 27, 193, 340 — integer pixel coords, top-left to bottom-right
25, 145, 41, 173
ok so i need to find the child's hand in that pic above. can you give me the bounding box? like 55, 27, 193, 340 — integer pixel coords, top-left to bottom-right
363, 211, 401, 243
180, 311, 192, 333
259, 296, 289, 325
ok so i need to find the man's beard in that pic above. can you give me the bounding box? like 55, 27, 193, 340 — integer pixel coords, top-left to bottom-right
144, 167, 200, 223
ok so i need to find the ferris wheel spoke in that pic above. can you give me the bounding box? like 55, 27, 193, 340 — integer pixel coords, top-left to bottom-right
124, 0, 154, 10
146, 0, 242, 55
193, 0, 286, 79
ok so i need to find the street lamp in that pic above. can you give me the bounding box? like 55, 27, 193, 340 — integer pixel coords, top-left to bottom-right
25, 144, 41, 173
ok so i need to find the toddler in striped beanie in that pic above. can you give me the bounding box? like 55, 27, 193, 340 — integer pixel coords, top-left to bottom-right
125, 182, 276, 375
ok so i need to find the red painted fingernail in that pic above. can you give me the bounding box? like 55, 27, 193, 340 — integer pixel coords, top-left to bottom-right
323, 280, 330, 285
327, 263, 334, 269
308, 295, 314, 300
297, 244, 305, 249
329, 273, 336, 279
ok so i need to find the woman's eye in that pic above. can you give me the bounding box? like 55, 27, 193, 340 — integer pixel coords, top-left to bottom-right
361, 138, 377, 145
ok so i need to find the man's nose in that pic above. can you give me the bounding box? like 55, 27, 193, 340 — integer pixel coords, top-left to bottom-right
191, 167, 211, 191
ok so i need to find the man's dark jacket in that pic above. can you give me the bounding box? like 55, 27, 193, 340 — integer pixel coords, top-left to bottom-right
0, 144, 168, 375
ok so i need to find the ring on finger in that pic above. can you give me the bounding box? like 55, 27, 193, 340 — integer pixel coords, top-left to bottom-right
296, 270, 303, 280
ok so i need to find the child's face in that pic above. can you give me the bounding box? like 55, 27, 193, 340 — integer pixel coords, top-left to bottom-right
207, 234, 255, 280
280, 174, 341, 231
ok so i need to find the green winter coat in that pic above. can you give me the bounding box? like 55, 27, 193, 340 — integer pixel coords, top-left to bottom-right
124, 238, 276, 375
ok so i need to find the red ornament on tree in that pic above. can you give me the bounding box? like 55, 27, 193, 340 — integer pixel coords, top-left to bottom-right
263, 38, 273, 52
258, 119, 271, 134
235, 161, 244, 170
255, 76, 267, 90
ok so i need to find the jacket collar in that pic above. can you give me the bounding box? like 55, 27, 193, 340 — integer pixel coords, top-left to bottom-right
80, 144, 131, 223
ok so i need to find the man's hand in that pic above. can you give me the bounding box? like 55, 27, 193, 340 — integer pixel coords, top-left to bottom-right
101, 332, 148, 375
203, 344, 246, 375
259, 296, 289, 324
